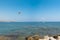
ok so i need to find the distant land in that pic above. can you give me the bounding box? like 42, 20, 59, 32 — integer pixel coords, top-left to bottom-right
0, 20, 60, 22
0, 20, 16, 22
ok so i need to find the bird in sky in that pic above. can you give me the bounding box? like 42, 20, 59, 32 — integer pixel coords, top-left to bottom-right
18, 11, 21, 14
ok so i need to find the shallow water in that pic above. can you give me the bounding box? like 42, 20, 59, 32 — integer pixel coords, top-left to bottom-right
0, 22, 60, 36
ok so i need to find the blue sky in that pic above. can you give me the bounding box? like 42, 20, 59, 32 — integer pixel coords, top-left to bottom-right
0, 0, 60, 22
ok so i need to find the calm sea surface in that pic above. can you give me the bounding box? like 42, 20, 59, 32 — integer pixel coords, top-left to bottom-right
0, 22, 60, 36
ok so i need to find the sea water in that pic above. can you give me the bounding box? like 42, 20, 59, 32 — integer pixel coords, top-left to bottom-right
0, 22, 60, 36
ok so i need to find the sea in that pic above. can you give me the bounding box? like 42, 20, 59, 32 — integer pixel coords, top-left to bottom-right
0, 22, 60, 36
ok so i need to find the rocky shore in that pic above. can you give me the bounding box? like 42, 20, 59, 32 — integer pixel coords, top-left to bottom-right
25, 35, 60, 40
0, 34, 60, 40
